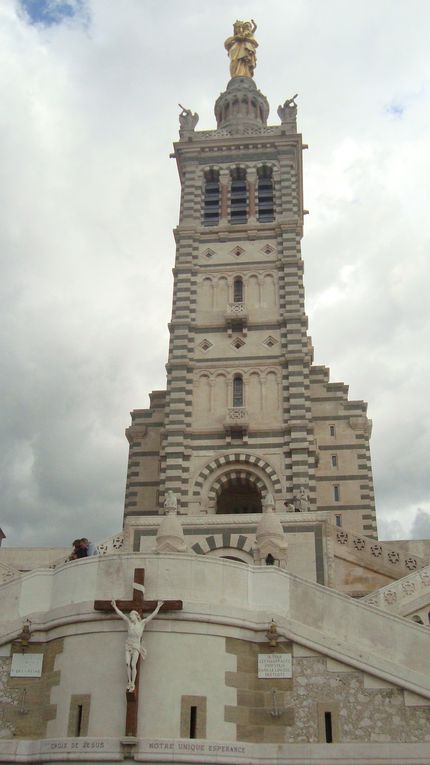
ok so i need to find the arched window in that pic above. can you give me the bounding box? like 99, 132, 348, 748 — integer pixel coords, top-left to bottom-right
257, 165, 274, 222
203, 169, 220, 226
230, 168, 248, 224
233, 375, 244, 407
233, 277, 243, 303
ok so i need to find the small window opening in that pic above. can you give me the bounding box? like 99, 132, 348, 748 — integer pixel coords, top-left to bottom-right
203, 169, 220, 226
76, 705, 83, 737
233, 277, 243, 302
331, 454, 338, 468
335, 514, 342, 527
257, 165, 274, 222
189, 706, 197, 739
324, 711, 333, 743
329, 424, 336, 437
265, 553, 275, 566
230, 168, 248, 224
333, 485, 340, 502
233, 375, 244, 407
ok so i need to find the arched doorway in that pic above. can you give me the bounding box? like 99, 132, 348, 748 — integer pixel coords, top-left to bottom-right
216, 475, 262, 514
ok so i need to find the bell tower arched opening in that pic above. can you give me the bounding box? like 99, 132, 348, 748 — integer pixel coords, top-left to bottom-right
216, 475, 262, 514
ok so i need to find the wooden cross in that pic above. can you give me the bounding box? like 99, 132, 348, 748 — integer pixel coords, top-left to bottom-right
94, 568, 182, 737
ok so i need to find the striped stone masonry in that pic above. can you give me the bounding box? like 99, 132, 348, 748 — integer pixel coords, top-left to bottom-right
123, 78, 378, 539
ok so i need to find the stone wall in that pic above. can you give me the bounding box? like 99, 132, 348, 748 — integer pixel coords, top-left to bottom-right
225, 638, 293, 743
224, 640, 430, 744
286, 647, 430, 744
0, 640, 63, 739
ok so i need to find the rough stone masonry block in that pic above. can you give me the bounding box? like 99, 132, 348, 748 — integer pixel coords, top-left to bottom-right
225, 670, 262, 691
236, 653, 259, 673
224, 706, 250, 725
236, 723, 265, 743
225, 637, 294, 743
249, 707, 294, 727
263, 725, 286, 743
237, 689, 266, 708
7, 638, 63, 739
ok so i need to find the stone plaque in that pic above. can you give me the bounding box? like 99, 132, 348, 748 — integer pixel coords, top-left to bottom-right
10, 653, 43, 677
258, 653, 292, 678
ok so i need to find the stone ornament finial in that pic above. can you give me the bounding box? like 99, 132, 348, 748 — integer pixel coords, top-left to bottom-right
178, 104, 199, 137
253, 492, 288, 568
262, 491, 275, 511
224, 19, 258, 79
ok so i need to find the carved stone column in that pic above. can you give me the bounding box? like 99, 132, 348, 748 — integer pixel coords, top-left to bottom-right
208, 378, 215, 412
219, 169, 230, 223
261, 377, 267, 413
247, 168, 257, 222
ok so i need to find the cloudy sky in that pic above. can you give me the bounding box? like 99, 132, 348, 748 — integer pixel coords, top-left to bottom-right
0, 0, 429, 548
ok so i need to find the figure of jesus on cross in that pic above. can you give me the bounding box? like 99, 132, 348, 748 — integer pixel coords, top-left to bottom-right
94, 568, 182, 737
110, 595, 164, 692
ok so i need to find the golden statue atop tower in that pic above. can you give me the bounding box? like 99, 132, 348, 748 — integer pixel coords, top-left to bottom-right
224, 19, 258, 79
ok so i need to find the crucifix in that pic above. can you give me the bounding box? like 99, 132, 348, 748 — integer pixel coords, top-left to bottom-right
94, 568, 182, 737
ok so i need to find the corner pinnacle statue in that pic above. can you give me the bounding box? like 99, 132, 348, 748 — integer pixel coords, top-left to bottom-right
224, 19, 258, 78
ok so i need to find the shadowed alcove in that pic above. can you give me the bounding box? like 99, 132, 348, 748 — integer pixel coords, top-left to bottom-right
216, 476, 262, 514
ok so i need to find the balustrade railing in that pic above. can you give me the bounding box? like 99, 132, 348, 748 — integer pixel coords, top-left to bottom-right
225, 302, 248, 336
51, 532, 124, 568
225, 302, 247, 317
361, 564, 430, 611
334, 528, 427, 579
225, 407, 249, 424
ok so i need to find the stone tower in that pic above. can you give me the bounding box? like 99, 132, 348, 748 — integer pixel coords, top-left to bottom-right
123, 23, 377, 558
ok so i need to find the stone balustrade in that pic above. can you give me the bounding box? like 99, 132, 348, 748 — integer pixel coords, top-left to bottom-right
361, 563, 430, 613
225, 407, 248, 423
51, 532, 124, 568
223, 407, 249, 441
334, 528, 428, 579
191, 125, 289, 140
225, 302, 248, 335
225, 302, 247, 316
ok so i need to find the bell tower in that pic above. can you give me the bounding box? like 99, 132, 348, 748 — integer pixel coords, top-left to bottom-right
123, 21, 377, 545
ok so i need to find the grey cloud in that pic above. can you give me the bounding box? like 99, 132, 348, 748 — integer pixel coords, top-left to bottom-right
410, 510, 430, 540
1, 0, 430, 546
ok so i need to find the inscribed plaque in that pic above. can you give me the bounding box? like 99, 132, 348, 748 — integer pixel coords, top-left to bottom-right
10, 653, 43, 677
258, 653, 292, 678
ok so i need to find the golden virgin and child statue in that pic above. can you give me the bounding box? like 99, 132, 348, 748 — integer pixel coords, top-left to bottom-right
224, 19, 258, 79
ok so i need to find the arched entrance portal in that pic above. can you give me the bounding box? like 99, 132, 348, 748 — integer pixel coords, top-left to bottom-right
216, 475, 262, 514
